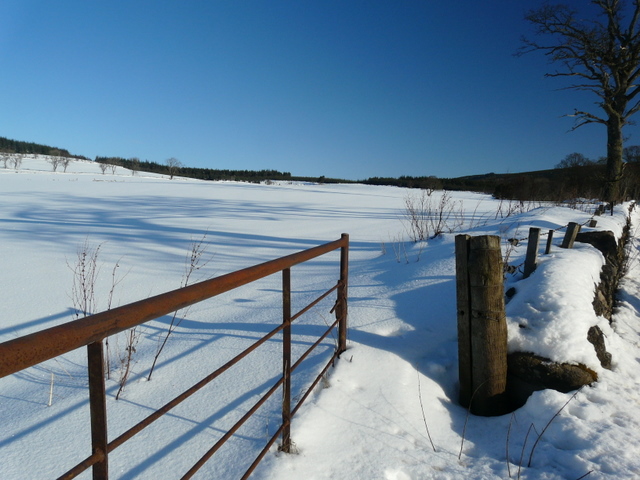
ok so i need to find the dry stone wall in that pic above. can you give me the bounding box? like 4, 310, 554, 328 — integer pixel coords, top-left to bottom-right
506, 204, 634, 406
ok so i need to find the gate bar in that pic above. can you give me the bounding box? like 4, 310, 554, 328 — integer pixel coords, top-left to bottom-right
0, 237, 348, 378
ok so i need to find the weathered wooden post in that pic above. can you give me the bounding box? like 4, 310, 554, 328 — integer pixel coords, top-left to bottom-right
545, 230, 554, 254
455, 235, 508, 416
456, 235, 473, 409
523, 228, 541, 278
561, 222, 581, 249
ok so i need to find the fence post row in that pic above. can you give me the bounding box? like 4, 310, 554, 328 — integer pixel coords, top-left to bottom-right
527, 220, 589, 265
455, 234, 508, 416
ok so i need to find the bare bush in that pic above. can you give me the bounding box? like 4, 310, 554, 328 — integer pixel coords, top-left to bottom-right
109, 159, 120, 174
500, 226, 521, 275
105, 261, 125, 379
68, 241, 127, 380
495, 198, 522, 219
388, 233, 409, 263
115, 327, 141, 400
466, 200, 490, 229
494, 198, 543, 219
403, 189, 433, 242
48, 156, 62, 172
431, 190, 457, 237
10, 154, 22, 170
403, 189, 460, 241
385, 232, 426, 263
68, 240, 102, 319
147, 233, 213, 380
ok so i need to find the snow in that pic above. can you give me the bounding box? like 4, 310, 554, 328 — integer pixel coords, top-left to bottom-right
1, 156, 640, 479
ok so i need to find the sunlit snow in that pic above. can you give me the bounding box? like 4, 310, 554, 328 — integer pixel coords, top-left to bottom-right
1, 156, 639, 479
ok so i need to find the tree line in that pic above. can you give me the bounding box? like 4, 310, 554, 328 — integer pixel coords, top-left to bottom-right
0, 136, 88, 159
5, 136, 638, 202
361, 148, 640, 203
94, 156, 294, 183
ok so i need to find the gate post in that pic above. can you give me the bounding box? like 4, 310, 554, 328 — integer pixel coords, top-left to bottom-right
281, 268, 292, 453
455, 235, 508, 416
87, 341, 108, 479
337, 233, 349, 354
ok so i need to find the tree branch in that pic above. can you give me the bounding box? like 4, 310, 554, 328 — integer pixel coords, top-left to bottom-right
566, 109, 607, 130
624, 97, 640, 119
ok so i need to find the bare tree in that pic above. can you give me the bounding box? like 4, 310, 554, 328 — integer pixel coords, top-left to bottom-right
624, 144, 640, 162
109, 159, 120, 174
98, 162, 108, 174
555, 152, 592, 169
520, 0, 640, 203
10, 154, 22, 170
130, 157, 140, 176
48, 155, 62, 172
61, 157, 72, 172
1, 152, 9, 168
165, 157, 182, 180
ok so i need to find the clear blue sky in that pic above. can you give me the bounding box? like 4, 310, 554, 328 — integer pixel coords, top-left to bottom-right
1, 1, 636, 180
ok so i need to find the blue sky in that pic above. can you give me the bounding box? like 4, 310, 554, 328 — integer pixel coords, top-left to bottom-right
1, 1, 636, 180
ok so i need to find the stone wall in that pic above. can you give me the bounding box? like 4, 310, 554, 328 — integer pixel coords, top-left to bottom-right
506, 204, 634, 407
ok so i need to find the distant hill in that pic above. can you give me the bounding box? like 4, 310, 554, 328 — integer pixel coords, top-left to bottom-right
95, 156, 296, 184
365, 164, 640, 202
0, 136, 89, 160
4, 135, 639, 201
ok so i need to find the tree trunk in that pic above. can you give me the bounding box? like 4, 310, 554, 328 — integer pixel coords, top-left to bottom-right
605, 114, 624, 204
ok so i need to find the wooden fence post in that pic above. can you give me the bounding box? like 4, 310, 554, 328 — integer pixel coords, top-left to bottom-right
561, 222, 581, 249
455, 235, 472, 408
455, 235, 508, 416
545, 230, 554, 254
523, 228, 541, 278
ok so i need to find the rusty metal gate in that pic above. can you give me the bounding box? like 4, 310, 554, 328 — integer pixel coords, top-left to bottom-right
0, 234, 349, 479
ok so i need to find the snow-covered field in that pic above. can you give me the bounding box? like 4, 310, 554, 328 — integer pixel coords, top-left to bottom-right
1, 156, 639, 479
